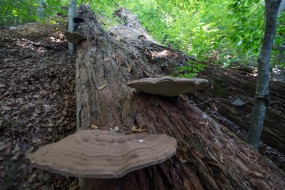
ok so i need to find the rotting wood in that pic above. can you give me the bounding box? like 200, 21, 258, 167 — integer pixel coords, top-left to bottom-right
75, 6, 285, 190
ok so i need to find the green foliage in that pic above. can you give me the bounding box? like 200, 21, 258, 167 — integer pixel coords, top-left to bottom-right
115, 0, 167, 42
273, 11, 285, 66
88, 0, 117, 23
110, 0, 267, 66
1, 0, 284, 68
1, 0, 36, 25
0, 0, 68, 26
173, 61, 207, 78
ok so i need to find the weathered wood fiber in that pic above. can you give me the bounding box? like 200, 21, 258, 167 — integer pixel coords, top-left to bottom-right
197, 64, 285, 154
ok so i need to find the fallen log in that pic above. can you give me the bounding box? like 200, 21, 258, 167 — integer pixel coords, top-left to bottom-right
196, 64, 285, 155
75, 6, 285, 190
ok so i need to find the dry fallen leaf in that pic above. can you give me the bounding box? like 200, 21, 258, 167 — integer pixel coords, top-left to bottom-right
178, 157, 187, 164
90, 124, 98, 129
198, 121, 208, 126
219, 154, 224, 164
97, 84, 108, 90
249, 171, 264, 178
131, 126, 147, 133
127, 65, 132, 72
110, 127, 119, 131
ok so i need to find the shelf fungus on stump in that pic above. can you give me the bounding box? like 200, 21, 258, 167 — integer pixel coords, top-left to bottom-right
64, 31, 86, 45
127, 76, 208, 97
27, 130, 177, 190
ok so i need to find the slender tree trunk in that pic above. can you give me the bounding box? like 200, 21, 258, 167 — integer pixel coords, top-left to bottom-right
246, 0, 281, 149
278, 0, 285, 13
38, 0, 45, 19
68, 0, 76, 54
276, 0, 285, 81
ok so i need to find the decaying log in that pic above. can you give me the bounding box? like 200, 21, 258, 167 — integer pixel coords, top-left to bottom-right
75, 6, 285, 190
196, 64, 285, 155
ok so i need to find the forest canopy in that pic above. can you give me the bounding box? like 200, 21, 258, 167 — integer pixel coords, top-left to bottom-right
1, 0, 284, 67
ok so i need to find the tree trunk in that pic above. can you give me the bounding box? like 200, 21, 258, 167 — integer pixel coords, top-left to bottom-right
38, 0, 45, 19
68, 0, 76, 54
195, 64, 285, 157
278, 0, 285, 13
246, 0, 281, 149
75, 6, 285, 190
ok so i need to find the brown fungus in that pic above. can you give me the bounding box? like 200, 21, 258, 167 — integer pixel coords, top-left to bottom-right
27, 130, 177, 189
64, 31, 86, 44
127, 76, 208, 97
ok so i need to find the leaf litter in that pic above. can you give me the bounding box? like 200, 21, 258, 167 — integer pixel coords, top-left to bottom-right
0, 23, 78, 190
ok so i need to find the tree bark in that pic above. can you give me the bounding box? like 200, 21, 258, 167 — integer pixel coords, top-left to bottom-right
38, 0, 45, 19
246, 0, 281, 150
75, 6, 285, 190
68, 0, 76, 54
278, 0, 285, 13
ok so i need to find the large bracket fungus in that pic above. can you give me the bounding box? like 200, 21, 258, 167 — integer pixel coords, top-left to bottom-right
27, 130, 177, 189
64, 31, 86, 45
127, 76, 208, 97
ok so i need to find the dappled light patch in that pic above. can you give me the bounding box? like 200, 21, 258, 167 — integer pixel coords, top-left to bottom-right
151, 50, 177, 59
48, 33, 65, 43
16, 38, 47, 53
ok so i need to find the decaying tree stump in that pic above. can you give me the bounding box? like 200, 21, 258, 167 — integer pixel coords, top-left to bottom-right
75, 6, 285, 190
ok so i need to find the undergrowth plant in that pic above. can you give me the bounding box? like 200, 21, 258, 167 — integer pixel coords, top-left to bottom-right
114, 0, 266, 73
173, 62, 207, 78
0, 0, 67, 26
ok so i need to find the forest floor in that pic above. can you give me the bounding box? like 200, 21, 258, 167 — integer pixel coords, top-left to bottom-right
0, 23, 284, 189
0, 23, 78, 189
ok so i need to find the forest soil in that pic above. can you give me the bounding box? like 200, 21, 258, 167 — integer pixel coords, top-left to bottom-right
0, 23, 78, 190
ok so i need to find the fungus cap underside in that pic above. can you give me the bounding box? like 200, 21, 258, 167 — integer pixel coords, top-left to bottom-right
27, 130, 177, 178
127, 76, 208, 97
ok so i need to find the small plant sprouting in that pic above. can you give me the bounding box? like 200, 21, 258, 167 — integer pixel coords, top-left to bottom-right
174, 61, 207, 78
